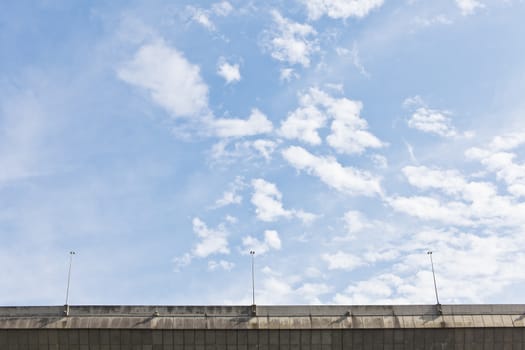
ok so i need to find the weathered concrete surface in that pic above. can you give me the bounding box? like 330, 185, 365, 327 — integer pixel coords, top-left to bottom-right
1, 305, 525, 349
2, 327, 525, 349
1, 305, 525, 329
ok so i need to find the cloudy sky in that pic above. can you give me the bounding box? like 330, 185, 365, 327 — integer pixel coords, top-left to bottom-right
2, 0, 525, 306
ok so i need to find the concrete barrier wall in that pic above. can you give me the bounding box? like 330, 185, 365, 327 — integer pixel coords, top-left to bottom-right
3, 305, 525, 330
2, 328, 525, 350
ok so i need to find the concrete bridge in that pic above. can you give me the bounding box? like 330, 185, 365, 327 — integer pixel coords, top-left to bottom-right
1, 304, 525, 349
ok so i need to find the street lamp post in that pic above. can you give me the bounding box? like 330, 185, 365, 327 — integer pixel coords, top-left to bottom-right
427, 251, 442, 314
250, 251, 255, 306
65, 251, 76, 316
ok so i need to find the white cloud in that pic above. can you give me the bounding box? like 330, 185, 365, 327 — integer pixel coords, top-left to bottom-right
402, 95, 425, 108
333, 274, 403, 304
279, 105, 327, 145
322, 251, 364, 270
334, 210, 384, 241
328, 116, 384, 155
242, 230, 282, 255
213, 177, 246, 208
185, 5, 215, 30
408, 107, 458, 137
228, 267, 332, 305
214, 190, 242, 207
302, 0, 384, 20
250, 178, 316, 223
337, 43, 369, 77
252, 139, 278, 161
185, 2, 233, 31
173, 253, 192, 272
388, 195, 473, 226
324, 83, 344, 93
404, 140, 417, 162
264, 230, 282, 249
371, 154, 388, 168
295, 283, 333, 304
331, 135, 525, 304
282, 146, 383, 196
251, 178, 292, 221
402, 165, 467, 197
217, 58, 241, 84
404, 96, 472, 138
388, 164, 525, 227
211, 1, 234, 16
259, 275, 294, 302
280, 68, 299, 82
210, 139, 277, 163
118, 40, 209, 118
224, 215, 238, 224
363, 249, 399, 263
263, 11, 318, 67
343, 210, 371, 234
280, 88, 384, 154
456, 0, 484, 16
350, 43, 369, 77
488, 132, 525, 151
211, 109, 273, 138
192, 217, 230, 257
413, 15, 452, 27
314, 88, 382, 154
337, 50, 351, 62
293, 210, 318, 225
172, 217, 232, 270
208, 260, 235, 271
334, 227, 525, 304
466, 133, 525, 198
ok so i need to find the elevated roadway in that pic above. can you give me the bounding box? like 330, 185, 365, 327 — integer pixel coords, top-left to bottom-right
1, 304, 524, 349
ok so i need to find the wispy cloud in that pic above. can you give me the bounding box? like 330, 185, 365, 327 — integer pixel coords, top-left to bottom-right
301, 0, 384, 20
404, 96, 473, 138
282, 146, 383, 196
185, 1, 234, 31
209, 139, 278, 163
213, 176, 246, 208
208, 259, 235, 271
0, 91, 50, 184
211, 1, 234, 17
210, 109, 273, 138
322, 251, 364, 270
251, 178, 316, 223
336, 43, 370, 77
456, 0, 485, 16
242, 230, 282, 255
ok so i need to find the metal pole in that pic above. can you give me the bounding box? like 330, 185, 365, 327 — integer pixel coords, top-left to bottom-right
65, 251, 75, 316
250, 251, 255, 305
427, 251, 440, 305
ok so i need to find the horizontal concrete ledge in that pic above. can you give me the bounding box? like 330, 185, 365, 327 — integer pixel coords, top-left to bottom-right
2, 305, 525, 317
1, 305, 525, 330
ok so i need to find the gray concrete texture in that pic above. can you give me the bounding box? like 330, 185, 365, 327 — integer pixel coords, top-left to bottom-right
1, 305, 525, 349
2, 305, 525, 329
2, 328, 525, 349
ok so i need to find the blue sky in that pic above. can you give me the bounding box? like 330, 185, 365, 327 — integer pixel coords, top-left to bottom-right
2, 0, 525, 306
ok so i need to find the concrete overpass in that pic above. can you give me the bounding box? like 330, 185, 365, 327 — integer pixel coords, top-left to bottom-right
1, 304, 525, 349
